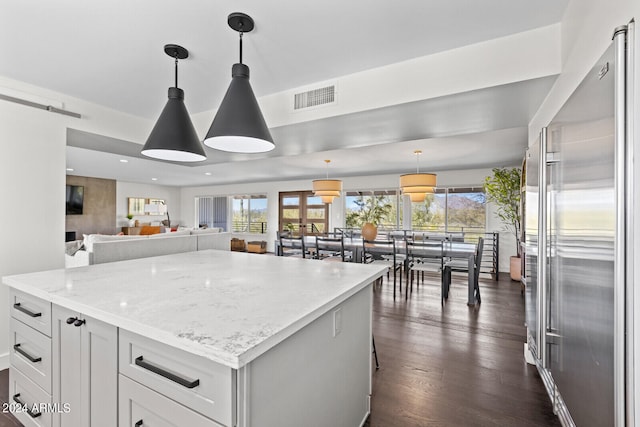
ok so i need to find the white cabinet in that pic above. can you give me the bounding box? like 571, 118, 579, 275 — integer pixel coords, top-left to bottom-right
8, 290, 52, 427
9, 367, 53, 427
51, 305, 117, 427
10, 289, 52, 337
119, 375, 224, 427
119, 330, 234, 426
10, 317, 52, 394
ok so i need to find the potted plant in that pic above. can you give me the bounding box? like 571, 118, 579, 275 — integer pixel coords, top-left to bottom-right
345, 195, 393, 240
484, 167, 522, 280
126, 214, 135, 227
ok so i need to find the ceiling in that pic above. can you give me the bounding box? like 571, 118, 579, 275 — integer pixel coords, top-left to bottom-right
2, 0, 569, 187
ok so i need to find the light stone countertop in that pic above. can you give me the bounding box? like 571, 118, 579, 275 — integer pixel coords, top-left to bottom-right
3, 250, 386, 369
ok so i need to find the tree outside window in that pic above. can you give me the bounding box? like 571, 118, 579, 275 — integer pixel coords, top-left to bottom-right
410, 187, 485, 234
345, 190, 400, 229
232, 195, 267, 233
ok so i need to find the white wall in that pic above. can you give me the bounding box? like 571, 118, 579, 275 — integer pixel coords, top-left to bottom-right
0, 76, 151, 368
116, 181, 181, 228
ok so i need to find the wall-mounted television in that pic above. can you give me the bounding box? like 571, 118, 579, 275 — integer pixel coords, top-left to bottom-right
66, 185, 84, 215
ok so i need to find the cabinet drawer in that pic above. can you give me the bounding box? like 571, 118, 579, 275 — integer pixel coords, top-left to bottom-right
119, 330, 234, 426
10, 289, 51, 337
119, 375, 224, 427
10, 317, 52, 394
8, 367, 52, 427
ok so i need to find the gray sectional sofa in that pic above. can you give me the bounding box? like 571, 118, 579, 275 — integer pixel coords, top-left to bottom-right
65, 228, 247, 268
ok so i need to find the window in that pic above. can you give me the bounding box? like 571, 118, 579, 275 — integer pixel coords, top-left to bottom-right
345, 190, 401, 230
411, 187, 485, 233
232, 195, 267, 233
446, 188, 486, 232
411, 190, 445, 231
196, 196, 228, 230
195, 195, 267, 233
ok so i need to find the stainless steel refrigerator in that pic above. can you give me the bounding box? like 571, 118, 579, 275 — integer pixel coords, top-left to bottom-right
525, 23, 634, 426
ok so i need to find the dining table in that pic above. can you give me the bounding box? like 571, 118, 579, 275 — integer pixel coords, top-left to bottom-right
276, 236, 479, 305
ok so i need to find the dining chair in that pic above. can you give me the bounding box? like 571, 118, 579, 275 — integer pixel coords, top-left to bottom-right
442, 237, 484, 303
315, 236, 352, 262
277, 231, 308, 258
404, 238, 444, 301
362, 238, 403, 299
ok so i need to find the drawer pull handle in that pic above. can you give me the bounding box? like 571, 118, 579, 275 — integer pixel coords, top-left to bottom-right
135, 421, 143, 427
13, 303, 42, 318
134, 356, 200, 389
13, 393, 41, 418
66, 317, 77, 324
13, 344, 42, 363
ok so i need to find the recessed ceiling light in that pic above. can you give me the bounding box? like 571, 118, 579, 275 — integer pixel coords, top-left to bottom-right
204, 172, 212, 176
120, 159, 129, 163
66, 168, 74, 172
151, 178, 158, 181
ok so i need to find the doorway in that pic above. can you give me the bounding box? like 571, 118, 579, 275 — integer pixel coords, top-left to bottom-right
279, 191, 329, 236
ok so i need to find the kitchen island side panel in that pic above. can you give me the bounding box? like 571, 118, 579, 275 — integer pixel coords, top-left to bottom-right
240, 285, 372, 427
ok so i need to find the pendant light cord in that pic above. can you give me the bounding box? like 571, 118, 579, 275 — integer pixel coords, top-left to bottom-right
239, 31, 244, 64
415, 151, 421, 173
174, 56, 179, 88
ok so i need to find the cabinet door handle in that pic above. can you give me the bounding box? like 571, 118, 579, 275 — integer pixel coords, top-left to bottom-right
13, 393, 41, 418
134, 356, 200, 389
13, 303, 42, 318
135, 421, 143, 427
73, 319, 85, 327
13, 344, 42, 363
66, 317, 77, 324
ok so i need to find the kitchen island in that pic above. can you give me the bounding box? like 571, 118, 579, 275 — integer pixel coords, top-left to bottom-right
3, 250, 386, 427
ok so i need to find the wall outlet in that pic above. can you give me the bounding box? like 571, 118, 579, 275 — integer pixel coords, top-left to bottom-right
333, 308, 342, 337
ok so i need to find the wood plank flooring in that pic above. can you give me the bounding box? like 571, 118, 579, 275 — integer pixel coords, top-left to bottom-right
365, 272, 560, 427
0, 271, 559, 427
0, 370, 21, 427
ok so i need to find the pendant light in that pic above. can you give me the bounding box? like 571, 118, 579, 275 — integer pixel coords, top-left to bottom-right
142, 45, 206, 162
400, 150, 437, 202
313, 160, 342, 204
204, 13, 274, 153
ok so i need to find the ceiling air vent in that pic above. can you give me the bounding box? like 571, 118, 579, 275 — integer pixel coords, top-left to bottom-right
294, 85, 336, 110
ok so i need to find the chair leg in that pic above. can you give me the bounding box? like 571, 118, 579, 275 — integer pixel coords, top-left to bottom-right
443, 267, 451, 300
475, 278, 481, 303
393, 267, 397, 296
372, 335, 379, 369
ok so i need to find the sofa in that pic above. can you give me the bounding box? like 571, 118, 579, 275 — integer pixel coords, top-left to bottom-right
64, 228, 267, 268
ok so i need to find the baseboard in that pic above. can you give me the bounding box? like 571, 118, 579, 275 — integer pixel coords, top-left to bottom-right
0, 352, 9, 370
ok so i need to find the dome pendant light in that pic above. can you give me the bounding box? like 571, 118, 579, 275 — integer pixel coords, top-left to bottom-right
312, 160, 342, 204
400, 150, 437, 202
204, 12, 275, 153
142, 44, 207, 162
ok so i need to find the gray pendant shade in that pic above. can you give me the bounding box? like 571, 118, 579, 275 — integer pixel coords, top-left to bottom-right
141, 87, 206, 162
204, 63, 274, 153
142, 44, 206, 162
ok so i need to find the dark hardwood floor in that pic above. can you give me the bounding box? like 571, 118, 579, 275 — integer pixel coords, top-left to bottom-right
0, 370, 21, 427
0, 271, 559, 427
365, 272, 560, 427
